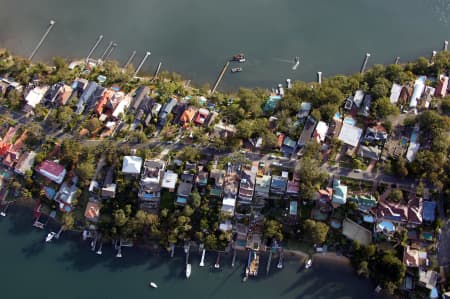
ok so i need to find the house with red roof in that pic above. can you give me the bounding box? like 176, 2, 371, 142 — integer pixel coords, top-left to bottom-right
194, 108, 210, 126
35, 160, 67, 184
2, 130, 27, 168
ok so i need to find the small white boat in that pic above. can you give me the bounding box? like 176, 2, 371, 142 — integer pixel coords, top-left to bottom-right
231, 67, 242, 73
305, 258, 312, 269
45, 232, 56, 243
149, 282, 158, 289
186, 263, 192, 278
0, 212, 6, 217
199, 249, 206, 267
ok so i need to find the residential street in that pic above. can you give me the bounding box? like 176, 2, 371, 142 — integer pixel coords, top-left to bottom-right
437, 193, 450, 267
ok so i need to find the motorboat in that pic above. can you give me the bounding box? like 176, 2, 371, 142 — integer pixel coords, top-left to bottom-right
231, 67, 242, 73
45, 232, 56, 243
232, 53, 246, 63
199, 249, 206, 267
149, 282, 158, 289
186, 263, 192, 278
0, 212, 6, 217
305, 258, 312, 269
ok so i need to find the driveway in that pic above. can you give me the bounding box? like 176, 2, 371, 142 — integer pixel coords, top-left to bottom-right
438, 218, 450, 267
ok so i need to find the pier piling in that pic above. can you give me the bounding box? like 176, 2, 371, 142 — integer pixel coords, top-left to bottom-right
232, 247, 237, 267
430, 50, 437, 62
28, 20, 56, 61
266, 249, 273, 275
153, 62, 162, 78
86, 35, 104, 63
104, 43, 117, 61
444, 40, 448, 51
211, 61, 230, 94
360, 53, 371, 74
124, 50, 136, 68
394, 56, 400, 65
317, 72, 322, 84
134, 51, 151, 77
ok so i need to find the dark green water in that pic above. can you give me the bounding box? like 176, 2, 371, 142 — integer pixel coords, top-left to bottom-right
0, 0, 449, 89
0, 207, 387, 299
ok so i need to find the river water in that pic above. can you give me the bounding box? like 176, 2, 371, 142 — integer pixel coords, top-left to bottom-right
0, 0, 449, 90
0, 206, 387, 299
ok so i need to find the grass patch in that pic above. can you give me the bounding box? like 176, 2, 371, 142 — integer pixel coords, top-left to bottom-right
160, 189, 175, 210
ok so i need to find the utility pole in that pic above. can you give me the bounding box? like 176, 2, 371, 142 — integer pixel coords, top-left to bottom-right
28, 20, 56, 61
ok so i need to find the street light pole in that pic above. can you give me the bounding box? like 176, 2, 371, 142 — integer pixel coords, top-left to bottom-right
28, 20, 56, 61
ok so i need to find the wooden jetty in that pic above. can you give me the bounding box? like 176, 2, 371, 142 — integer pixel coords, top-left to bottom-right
211, 61, 230, 94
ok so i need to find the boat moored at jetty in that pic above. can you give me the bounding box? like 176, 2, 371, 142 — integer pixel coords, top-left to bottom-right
305, 258, 312, 269
45, 232, 56, 243
186, 263, 192, 278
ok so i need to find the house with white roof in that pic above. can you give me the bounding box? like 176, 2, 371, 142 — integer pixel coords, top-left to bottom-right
390, 83, 402, 104
25, 86, 49, 108
313, 121, 329, 143
161, 171, 178, 192
338, 122, 363, 148
122, 155, 143, 175
410, 76, 426, 108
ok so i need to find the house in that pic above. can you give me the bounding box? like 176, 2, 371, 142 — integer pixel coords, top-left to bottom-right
313, 121, 329, 143
76, 81, 98, 114
223, 171, 239, 199
338, 122, 363, 148
376, 194, 423, 228
3, 130, 27, 168
353, 90, 365, 108
406, 126, 420, 162
205, 111, 218, 127
58, 84, 73, 106
35, 160, 67, 184
281, 136, 297, 155
25, 86, 49, 109
286, 178, 300, 198
194, 108, 210, 126
161, 171, 178, 192
349, 194, 377, 211
111, 92, 132, 119
399, 85, 413, 107
297, 115, 317, 148
423, 201, 436, 222
14, 151, 36, 176
358, 145, 382, 160
221, 197, 236, 216
122, 155, 143, 175
213, 122, 236, 139
270, 174, 288, 195
54, 182, 78, 212
403, 245, 427, 268
410, 76, 426, 108
332, 179, 347, 207
344, 96, 353, 110
44, 83, 64, 105
418, 270, 438, 290
71, 78, 89, 94
238, 169, 256, 203
84, 200, 101, 222
179, 107, 197, 127
0, 126, 18, 157
176, 182, 192, 205
364, 125, 388, 144
196, 171, 208, 187
255, 175, 271, 200
435, 74, 449, 98
157, 98, 177, 128
390, 83, 403, 104
360, 94, 372, 117
101, 167, 116, 198
297, 102, 312, 120
209, 169, 225, 197
131, 86, 150, 111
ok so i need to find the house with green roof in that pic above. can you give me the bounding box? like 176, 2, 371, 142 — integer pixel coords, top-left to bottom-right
349, 194, 377, 211
332, 179, 347, 207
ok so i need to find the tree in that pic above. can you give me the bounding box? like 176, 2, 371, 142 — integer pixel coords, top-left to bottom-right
296, 157, 327, 201
56, 213, 74, 239
177, 147, 200, 162
390, 189, 403, 202
55, 106, 75, 128
84, 118, 102, 134
370, 77, 391, 99
303, 219, 329, 244
357, 261, 369, 278
264, 219, 283, 241
114, 209, 128, 227
373, 252, 406, 291
371, 97, 399, 120
191, 191, 201, 209
205, 234, 218, 250
76, 161, 95, 185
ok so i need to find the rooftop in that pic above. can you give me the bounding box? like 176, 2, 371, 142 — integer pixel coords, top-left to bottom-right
122, 156, 143, 174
